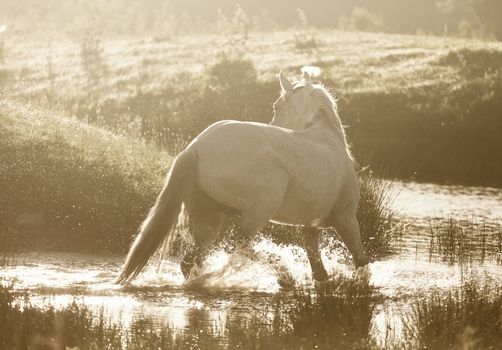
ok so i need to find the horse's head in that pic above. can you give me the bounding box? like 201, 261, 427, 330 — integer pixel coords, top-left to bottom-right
270, 70, 319, 130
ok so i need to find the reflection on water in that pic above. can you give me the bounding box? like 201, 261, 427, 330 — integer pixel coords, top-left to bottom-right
2, 181, 502, 344
390, 180, 502, 224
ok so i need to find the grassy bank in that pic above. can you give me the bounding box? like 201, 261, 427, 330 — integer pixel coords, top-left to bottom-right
2, 30, 502, 186
0, 101, 169, 253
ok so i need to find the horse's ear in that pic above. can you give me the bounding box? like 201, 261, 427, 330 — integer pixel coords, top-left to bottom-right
279, 70, 293, 92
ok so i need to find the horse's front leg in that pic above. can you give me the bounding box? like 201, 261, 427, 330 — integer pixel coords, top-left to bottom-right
303, 226, 329, 282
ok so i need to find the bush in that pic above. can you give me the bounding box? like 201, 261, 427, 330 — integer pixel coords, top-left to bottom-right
80, 28, 108, 86
349, 6, 385, 32
293, 9, 319, 51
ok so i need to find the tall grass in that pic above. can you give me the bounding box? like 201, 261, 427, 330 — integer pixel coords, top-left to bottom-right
0, 282, 139, 349
0, 273, 379, 349
273, 273, 378, 349
358, 173, 404, 258
428, 218, 502, 265
404, 276, 502, 349
0, 227, 15, 267
2, 273, 501, 349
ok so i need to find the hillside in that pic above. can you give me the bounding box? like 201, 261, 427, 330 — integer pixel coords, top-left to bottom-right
4, 30, 502, 96
1, 30, 502, 185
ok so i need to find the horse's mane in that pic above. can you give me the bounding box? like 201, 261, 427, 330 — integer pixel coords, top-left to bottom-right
293, 82, 354, 162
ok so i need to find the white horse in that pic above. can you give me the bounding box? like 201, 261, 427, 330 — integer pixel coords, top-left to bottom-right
117, 70, 369, 284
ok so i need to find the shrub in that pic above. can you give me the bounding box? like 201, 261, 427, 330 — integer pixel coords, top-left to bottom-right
0, 25, 5, 64
293, 9, 319, 51
349, 6, 385, 32
80, 28, 108, 86
216, 5, 251, 55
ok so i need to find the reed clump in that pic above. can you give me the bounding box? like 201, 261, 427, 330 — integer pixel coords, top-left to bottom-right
405, 276, 502, 349
428, 217, 502, 264
358, 173, 404, 258
275, 272, 378, 349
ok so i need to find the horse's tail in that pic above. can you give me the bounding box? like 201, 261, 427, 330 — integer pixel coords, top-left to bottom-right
116, 150, 196, 284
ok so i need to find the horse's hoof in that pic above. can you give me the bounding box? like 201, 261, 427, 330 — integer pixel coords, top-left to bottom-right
278, 276, 295, 289
180, 261, 193, 280
276, 269, 295, 289
312, 269, 329, 283
355, 256, 370, 268
313, 279, 329, 288
186, 264, 203, 282
313, 275, 329, 286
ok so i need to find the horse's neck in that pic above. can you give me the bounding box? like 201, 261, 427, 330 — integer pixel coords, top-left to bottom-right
300, 112, 340, 146
311, 106, 346, 139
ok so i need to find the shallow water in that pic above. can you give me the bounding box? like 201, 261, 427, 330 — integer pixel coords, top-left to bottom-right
390, 180, 502, 224
2, 180, 502, 345
389, 180, 502, 261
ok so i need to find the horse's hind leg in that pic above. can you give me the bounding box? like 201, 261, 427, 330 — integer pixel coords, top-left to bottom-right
237, 195, 285, 250
181, 188, 226, 279
236, 196, 297, 287
181, 217, 223, 279
303, 226, 328, 282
